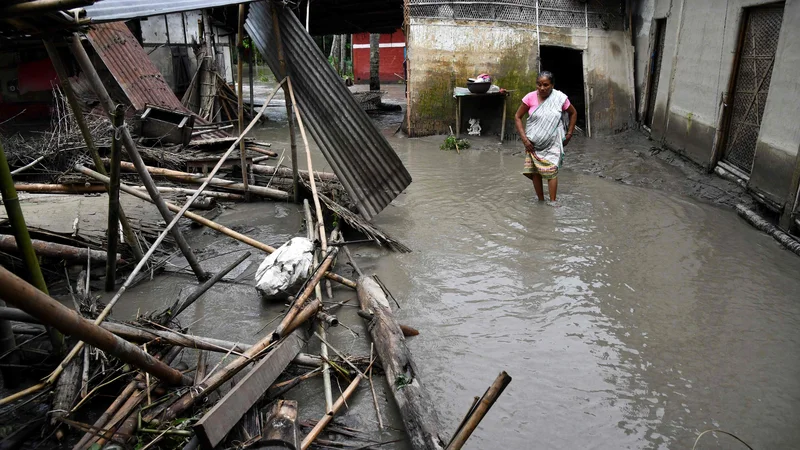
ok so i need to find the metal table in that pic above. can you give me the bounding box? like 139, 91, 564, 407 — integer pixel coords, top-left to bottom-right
454, 90, 509, 143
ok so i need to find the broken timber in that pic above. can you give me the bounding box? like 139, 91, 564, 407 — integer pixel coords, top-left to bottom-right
358, 276, 447, 450
194, 328, 308, 448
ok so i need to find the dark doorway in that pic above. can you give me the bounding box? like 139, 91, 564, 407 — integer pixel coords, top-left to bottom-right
539, 46, 586, 132
644, 18, 666, 128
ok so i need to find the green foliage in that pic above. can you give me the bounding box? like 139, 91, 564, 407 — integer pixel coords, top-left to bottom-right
395, 374, 413, 390
441, 135, 470, 151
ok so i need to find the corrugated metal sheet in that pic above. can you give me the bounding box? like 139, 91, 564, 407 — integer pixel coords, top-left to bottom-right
86, 22, 189, 112
84, 0, 255, 22
245, 2, 411, 219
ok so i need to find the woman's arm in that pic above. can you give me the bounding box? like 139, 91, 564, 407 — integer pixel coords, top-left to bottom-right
564, 104, 578, 146
514, 103, 535, 154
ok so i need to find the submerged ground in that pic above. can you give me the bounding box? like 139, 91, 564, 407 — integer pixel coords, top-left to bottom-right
113, 87, 800, 449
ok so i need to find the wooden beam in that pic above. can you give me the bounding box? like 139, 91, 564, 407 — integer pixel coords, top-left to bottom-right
193, 328, 308, 448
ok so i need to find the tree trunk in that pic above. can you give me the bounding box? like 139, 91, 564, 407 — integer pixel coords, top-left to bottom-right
357, 276, 446, 450
369, 33, 380, 91
339, 34, 347, 75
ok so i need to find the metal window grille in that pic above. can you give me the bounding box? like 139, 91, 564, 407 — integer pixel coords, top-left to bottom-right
408, 0, 624, 30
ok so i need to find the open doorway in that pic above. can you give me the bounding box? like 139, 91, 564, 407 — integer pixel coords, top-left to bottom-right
539, 46, 586, 132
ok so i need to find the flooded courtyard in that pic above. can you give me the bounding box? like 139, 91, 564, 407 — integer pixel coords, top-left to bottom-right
112, 108, 800, 449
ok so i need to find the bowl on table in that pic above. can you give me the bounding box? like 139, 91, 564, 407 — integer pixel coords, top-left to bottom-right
466, 81, 491, 94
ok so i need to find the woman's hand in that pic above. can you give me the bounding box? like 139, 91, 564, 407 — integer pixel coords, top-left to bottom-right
523, 139, 535, 154
563, 133, 573, 147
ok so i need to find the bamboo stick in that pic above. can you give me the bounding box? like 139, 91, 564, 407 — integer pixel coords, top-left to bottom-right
251, 164, 338, 183
368, 343, 384, 429
305, 200, 332, 414
100, 322, 250, 354
273, 248, 340, 340
69, 33, 207, 281
237, 4, 249, 200
0, 266, 191, 386
0, 235, 121, 264
117, 161, 288, 200
168, 251, 252, 320
300, 369, 368, 449
43, 39, 144, 262
105, 105, 123, 291
287, 77, 326, 251
12, 183, 107, 193
159, 299, 322, 423
10, 154, 47, 175
0, 141, 64, 355
75, 165, 356, 289
446, 372, 512, 450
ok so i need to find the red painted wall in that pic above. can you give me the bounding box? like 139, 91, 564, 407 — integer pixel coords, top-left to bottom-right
352, 29, 405, 84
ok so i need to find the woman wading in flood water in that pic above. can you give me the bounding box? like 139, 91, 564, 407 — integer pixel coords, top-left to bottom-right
514, 71, 578, 202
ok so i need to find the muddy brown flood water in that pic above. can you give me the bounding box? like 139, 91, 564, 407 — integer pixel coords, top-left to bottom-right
113, 117, 800, 449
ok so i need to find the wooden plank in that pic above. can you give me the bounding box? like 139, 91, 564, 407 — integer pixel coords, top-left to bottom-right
193, 329, 308, 449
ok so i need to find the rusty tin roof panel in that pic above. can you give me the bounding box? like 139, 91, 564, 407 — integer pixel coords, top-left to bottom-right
84, 0, 255, 22
245, 2, 411, 219
86, 21, 187, 112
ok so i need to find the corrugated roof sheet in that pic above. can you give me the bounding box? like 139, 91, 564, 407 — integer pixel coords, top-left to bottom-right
86, 22, 189, 112
83, 0, 254, 22
245, 2, 411, 219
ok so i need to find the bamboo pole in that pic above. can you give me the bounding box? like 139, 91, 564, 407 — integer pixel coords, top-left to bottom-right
273, 248, 339, 340
446, 372, 512, 450
270, 1, 300, 203
68, 33, 208, 282
287, 77, 326, 251
101, 322, 250, 354
43, 39, 144, 262
237, 4, 249, 200
105, 105, 123, 291
0, 235, 120, 264
0, 266, 192, 386
305, 200, 332, 414
74, 166, 356, 289
251, 164, 338, 183
0, 141, 64, 355
168, 251, 252, 320
116, 161, 288, 200
300, 369, 368, 449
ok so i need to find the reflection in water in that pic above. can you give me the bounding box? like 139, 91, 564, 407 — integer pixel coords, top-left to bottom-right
371, 136, 800, 449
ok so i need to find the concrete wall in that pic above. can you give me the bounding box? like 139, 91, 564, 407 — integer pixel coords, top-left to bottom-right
643, 0, 800, 218
406, 18, 635, 137
139, 10, 233, 91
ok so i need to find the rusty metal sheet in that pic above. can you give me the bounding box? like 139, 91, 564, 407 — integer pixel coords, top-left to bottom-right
245, 2, 411, 219
86, 22, 188, 112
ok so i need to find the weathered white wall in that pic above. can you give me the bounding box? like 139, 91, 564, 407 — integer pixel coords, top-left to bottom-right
407, 18, 635, 137
644, 0, 800, 214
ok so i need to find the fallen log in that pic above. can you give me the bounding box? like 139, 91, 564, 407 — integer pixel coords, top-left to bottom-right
0, 266, 192, 387
194, 327, 308, 448
358, 276, 446, 450
118, 161, 288, 200
0, 234, 121, 264
251, 164, 338, 183
76, 165, 356, 289
51, 352, 82, 434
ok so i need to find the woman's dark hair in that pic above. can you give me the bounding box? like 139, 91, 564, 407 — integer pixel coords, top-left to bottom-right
537, 71, 555, 84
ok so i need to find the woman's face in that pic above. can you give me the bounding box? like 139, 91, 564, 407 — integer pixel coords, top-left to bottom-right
537, 77, 553, 98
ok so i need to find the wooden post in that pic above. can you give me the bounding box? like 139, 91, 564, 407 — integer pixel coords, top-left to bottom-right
236, 4, 250, 200
248, 47, 254, 116
260, 400, 299, 448
0, 141, 64, 356
500, 94, 507, 143
68, 34, 208, 282
42, 40, 144, 261
270, 3, 300, 203
105, 105, 123, 291
358, 276, 446, 450
369, 33, 380, 91
0, 266, 192, 386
